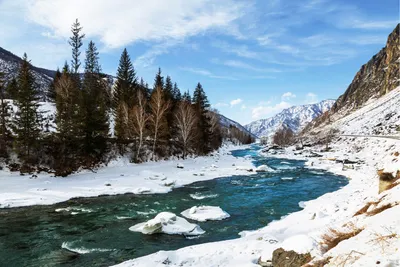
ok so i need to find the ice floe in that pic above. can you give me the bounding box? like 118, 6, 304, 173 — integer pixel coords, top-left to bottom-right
129, 212, 205, 236
181, 206, 230, 222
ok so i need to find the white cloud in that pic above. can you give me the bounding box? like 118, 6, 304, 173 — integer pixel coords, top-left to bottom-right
281, 92, 296, 100
180, 67, 238, 80
24, 0, 246, 49
346, 20, 398, 30
230, 98, 243, 106
305, 92, 318, 104
134, 40, 181, 68
241, 104, 247, 110
212, 41, 260, 59
213, 59, 281, 73
251, 101, 291, 119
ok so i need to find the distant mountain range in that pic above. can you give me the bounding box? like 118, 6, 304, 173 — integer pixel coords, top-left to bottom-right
245, 100, 335, 138
0, 47, 56, 100
219, 114, 257, 138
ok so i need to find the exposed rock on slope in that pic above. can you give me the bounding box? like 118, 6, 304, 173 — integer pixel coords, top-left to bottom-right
245, 100, 335, 138
308, 24, 399, 129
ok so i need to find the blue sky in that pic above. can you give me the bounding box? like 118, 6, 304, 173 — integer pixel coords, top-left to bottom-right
0, 0, 398, 124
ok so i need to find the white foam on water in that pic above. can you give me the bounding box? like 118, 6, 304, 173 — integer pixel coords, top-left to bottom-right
189, 193, 219, 200
61, 242, 114, 254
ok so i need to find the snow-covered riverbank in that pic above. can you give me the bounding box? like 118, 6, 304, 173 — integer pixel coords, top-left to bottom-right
0, 144, 254, 208
113, 88, 400, 267
113, 136, 400, 267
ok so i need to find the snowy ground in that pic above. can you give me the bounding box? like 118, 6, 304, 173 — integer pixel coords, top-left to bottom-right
113, 88, 400, 267
0, 144, 254, 208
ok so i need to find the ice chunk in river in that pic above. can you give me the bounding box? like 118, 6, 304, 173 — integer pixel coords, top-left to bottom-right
181, 206, 230, 222
129, 212, 205, 236
255, 165, 274, 172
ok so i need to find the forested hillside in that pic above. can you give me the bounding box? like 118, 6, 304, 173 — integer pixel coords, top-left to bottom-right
0, 20, 254, 176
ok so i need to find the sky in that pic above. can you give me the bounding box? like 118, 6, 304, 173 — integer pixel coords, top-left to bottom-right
0, 0, 398, 125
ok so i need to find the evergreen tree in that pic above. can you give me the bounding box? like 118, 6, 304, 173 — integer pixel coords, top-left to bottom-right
6, 78, 18, 99
69, 19, 85, 74
173, 82, 182, 101
114, 48, 137, 143
12, 54, 42, 165
153, 68, 164, 91
53, 63, 84, 176
47, 68, 62, 102
0, 71, 11, 158
81, 41, 110, 164
192, 83, 212, 154
182, 90, 191, 103
164, 75, 173, 101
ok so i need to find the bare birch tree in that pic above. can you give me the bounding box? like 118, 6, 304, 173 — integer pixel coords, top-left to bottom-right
149, 86, 170, 160
129, 90, 148, 162
175, 102, 198, 159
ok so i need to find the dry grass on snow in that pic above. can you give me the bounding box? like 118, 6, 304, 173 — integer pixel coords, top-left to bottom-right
320, 224, 364, 253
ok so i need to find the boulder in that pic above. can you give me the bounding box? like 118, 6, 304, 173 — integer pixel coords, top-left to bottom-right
177, 163, 184, 169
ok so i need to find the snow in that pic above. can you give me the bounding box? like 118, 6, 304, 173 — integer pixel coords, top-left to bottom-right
113, 87, 400, 267
0, 144, 254, 208
181, 206, 230, 222
129, 212, 205, 236
245, 100, 335, 138
255, 164, 274, 172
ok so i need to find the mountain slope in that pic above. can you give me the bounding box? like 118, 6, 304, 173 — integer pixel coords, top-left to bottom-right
245, 100, 335, 138
308, 24, 399, 130
219, 114, 257, 138
0, 47, 56, 100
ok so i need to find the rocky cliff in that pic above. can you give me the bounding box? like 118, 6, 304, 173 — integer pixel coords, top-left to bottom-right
332, 23, 399, 114
307, 24, 399, 130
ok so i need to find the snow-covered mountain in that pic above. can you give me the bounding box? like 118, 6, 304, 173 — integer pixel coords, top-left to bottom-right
0, 47, 56, 100
219, 114, 257, 138
245, 100, 335, 138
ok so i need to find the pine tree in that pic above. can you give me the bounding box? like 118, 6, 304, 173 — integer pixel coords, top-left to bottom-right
6, 78, 18, 99
53, 63, 84, 176
164, 75, 173, 101
12, 54, 42, 165
173, 82, 182, 101
0, 71, 11, 158
69, 19, 85, 74
47, 68, 62, 102
182, 90, 191, 103
192, 83, 212, 154
81, 41, 110, 164
153, 68, 164, 91
114, 48, 137, 143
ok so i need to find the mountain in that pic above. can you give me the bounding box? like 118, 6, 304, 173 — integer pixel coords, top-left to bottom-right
245, 100, 335, 138
307, 24, 399, 130
219, 114, 257, 138
0, 47, 56, 100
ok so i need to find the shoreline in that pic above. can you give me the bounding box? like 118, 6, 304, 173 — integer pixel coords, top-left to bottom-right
0, 144, 255, 209
114, 136, 400, 267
